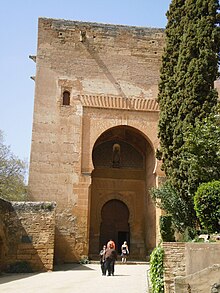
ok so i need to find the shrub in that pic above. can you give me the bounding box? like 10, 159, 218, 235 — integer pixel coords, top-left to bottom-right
160, 215, 175, 242
79, 256, 90, 264
194, 181, 220, 233
149, 245, 164, 293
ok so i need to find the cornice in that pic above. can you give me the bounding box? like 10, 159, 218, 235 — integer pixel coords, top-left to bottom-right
79, 95, 159, 112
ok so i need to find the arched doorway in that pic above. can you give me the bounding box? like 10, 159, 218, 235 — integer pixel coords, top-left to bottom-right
100, 199, 129, 253
88, 125, 156, 260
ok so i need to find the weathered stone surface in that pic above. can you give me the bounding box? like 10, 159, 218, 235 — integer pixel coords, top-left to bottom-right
28, 18, 165, 263
163, 243, 220, 293
175, 264, 220, 293
0, 198, 55, 272
28, 17, 220, 264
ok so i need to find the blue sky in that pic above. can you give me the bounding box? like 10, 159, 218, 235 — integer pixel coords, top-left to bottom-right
0, 0, 171, 166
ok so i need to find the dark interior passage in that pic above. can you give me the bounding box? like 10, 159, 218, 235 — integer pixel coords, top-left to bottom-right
99, 199, 130, 253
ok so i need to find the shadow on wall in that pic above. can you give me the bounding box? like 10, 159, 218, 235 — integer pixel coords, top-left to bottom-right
54, 226, 89, 265
0, 199, 10, 272
0, 198, 56, 273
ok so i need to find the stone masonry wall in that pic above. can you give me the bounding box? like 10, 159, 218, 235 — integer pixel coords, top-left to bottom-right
163, 242, 220, 293
0, 198, 11, 272
163, 242, 186, 293
28, 18, 165, 262
0, 198, 56, 272
175, 264, 220, 293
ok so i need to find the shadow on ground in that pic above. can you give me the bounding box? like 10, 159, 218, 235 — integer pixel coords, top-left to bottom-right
0, 272, 39, 285
54, 263, 94, 271
0, 263, 93, 285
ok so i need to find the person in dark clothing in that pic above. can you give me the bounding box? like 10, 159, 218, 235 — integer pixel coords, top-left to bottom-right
104, 243, 117, 276
99, 245, 106, 275
121, 241, 129, 263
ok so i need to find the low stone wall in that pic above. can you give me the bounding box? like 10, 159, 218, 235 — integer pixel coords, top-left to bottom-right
162, 242, 186, 293
175, 264, 220, 292
163, 242, 220, 293
0, 198, 56, 272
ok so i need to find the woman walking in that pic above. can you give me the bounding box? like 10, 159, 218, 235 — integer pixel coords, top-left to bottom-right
121, 241, 129, 263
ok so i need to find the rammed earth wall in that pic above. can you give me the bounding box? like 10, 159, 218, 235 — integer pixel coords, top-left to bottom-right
0, 198, 56, 272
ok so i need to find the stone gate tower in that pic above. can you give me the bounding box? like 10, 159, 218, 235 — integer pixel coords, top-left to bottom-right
28, 18, 165, 263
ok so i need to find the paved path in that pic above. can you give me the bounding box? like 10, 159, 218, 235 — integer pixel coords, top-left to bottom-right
0, 263, 150, 293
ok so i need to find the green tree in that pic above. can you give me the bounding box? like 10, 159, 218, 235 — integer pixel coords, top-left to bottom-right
150, 181, 192, 231
157, 0, 220, 227
0, 130, 27, 201
180, 112, 220, 197
194, 180, 220, 233
157, 0, 185, 170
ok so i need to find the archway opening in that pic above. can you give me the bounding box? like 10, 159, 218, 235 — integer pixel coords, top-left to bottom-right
89, 125, 156, 259
92, 125, 150, 171
100, 199, 129, 253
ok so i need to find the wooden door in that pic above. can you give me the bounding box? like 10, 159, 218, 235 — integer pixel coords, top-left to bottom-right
100, 199, 129, 252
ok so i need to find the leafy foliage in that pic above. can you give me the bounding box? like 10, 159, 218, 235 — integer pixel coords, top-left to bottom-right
79, 255, 90, 264
194, 180, 220, 233
157, 0, 220, 228
159, 215, 175, 242
149, 245, 164, 293
0, 130, 27, 201
150, 181, 193, 232
178, 112, 220, 196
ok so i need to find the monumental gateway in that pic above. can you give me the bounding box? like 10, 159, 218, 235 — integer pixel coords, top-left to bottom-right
28, 17, 166, 263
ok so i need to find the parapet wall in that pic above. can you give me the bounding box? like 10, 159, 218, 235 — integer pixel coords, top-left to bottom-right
163, 242, 220, 293
0, 198, 56, 272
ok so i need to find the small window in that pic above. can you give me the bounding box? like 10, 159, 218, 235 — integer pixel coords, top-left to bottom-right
62, 91, 70, 105
21, 235, 33, 243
